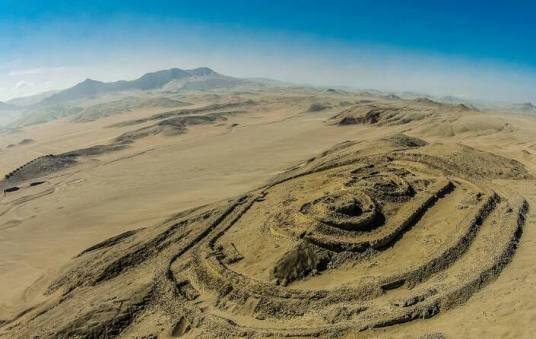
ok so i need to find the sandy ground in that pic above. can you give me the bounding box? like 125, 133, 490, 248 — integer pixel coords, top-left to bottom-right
1, 89, 536, 337
0, 91, 367, 318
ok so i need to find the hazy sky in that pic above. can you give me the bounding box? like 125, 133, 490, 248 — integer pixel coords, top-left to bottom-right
1, 0, 535, 102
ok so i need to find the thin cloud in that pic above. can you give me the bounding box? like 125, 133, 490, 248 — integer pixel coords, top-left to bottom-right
14, 80, 34, 89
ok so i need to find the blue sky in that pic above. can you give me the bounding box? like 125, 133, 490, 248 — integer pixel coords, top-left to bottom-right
1, 0, 535, 102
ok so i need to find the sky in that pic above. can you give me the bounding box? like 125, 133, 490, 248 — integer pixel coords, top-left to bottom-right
0, 0, 535, 102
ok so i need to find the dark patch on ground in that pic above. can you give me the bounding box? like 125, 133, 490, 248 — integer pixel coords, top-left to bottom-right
108, 100, 254, 128
383, 134, 428, 148
4, 186, 20, 193
19, 139, 35, 145
307, 103, 331, 112
114, 114, 228, 143
4, 154, 77, 184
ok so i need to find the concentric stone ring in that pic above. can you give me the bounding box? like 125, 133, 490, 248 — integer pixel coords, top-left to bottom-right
13, 141, 529, 338
346, 171, 414, 202
300, 190, 378, 231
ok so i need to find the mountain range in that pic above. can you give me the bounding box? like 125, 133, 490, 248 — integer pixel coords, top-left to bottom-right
0, 67, 291, 127
507, 102, 536, 113
2, 66, 536, 128
41, 67, 247, 104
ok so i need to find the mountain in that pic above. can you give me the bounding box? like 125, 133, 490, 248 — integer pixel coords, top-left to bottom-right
41, 67, 235, 104
5, 67, 294, 127
0, 101, 13, 110
508, 102, 536, 114
42, 79, 109, 104
0, 101, 25, 126
6, 90, 60, 107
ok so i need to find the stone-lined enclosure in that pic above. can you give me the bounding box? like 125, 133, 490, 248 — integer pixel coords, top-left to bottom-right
1, 134, 530, 338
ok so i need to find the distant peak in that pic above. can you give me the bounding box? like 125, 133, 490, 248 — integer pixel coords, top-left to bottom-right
80, 78, 102, 85
187, 67, 218, 76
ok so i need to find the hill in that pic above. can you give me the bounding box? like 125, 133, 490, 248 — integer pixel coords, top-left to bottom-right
0, 101, 15, 111
507, 102, 536, 114
41, 67, 241, 104
5, 90, 60, 107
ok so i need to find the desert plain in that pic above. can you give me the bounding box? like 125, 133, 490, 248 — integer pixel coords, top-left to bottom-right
1, 69, 536, 338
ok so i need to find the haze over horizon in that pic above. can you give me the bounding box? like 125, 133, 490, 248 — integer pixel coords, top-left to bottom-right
1, 0, 536, 103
